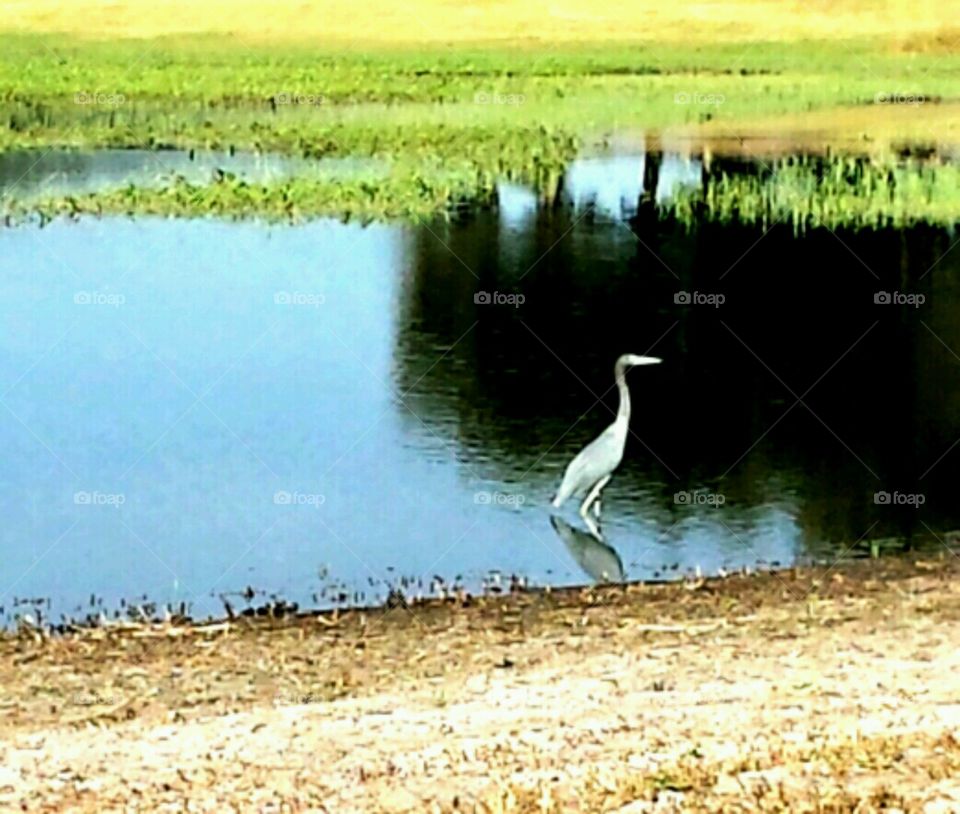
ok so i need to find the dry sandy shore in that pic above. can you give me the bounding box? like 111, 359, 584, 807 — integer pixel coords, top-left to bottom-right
2, 556, 960, 812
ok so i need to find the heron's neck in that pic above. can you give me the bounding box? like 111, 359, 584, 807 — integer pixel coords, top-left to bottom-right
614, 362, 631, 425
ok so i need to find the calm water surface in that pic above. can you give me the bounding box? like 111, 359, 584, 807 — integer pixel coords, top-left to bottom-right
1, 153, 959, 624
0, 148, 384, 202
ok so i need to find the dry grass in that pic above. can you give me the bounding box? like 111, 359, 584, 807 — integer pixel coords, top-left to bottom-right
470, 732, 960, 812
0, 0, 954, 44
896, 25, 960, 53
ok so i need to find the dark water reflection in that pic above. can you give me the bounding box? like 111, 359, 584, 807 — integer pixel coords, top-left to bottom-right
403, 202, 960, 555
1, 153, 959, 625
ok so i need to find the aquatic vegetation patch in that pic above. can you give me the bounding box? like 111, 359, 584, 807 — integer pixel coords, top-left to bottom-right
663, 155, 960, 232
3, 167, 501, 225
6, 152, 960, 230
1, 125, 580, 224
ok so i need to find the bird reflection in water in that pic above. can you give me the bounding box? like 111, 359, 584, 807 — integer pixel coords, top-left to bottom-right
550, 515, 625, 584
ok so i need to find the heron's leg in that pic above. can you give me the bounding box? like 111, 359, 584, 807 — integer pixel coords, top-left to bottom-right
583, 513, 602, 540
579, 475, 612, 521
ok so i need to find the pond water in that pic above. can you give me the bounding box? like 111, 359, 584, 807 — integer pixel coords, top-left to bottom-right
1, 152, 959, 626
0, 148, 384, 202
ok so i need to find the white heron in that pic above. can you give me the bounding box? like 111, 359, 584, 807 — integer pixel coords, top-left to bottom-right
551, 353, 662, 525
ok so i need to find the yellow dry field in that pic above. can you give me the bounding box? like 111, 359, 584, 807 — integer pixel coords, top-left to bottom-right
0, 0, 955, 44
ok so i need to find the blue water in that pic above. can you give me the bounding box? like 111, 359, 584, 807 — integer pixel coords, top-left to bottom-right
0, 148, 385, 202
2, 151, 957, 625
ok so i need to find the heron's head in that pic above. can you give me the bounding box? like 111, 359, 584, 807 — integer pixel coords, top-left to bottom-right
619, 354, 662, 368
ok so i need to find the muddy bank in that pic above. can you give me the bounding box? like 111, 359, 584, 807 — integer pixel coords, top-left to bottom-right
2, 555, 960, 811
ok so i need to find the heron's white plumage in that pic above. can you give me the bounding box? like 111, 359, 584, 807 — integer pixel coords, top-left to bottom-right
551, 353, 661, 518
552, 420, 627, 507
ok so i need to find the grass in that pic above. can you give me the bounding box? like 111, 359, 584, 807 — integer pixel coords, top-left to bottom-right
4, 167, 501, 225
1, 2, 959, 224
665, 155, 960, 231
12, 153, 960, 231
471, 731, 960, 812
3, 36, 959, 145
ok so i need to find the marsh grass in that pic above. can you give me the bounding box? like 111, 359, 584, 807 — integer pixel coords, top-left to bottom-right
666, 155, 960, 231
4, 166, 500, 225
1, 31, 959, 225
9, 152, 959, 231
3, 35, 958, 144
